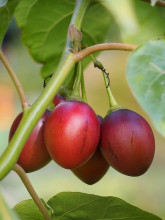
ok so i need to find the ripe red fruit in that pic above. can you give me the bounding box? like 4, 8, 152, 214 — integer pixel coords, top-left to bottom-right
100, 109, 155, 176
9, 110, 51, 172
44, 100, 100, 169
53, 94, 66, 106
72, 115, 109, 185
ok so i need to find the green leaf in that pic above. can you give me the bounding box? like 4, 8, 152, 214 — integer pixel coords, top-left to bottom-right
13, 199, 52, 220
82, 3, 119, 69
14, 0, 117, 78
126, 39, 165, 137
14, 0, 74, 79
0, 0, 20, 47
125, 1, 165, 44
0, 190, 20, 220
48, 192, 162, 220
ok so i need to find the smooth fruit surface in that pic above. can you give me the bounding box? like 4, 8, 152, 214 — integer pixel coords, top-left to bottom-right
72, 115, 109, 184
72, 147, 109, 185
100, 109, 155, 176
53, 94, 66, 106
44, 100, 100, 169
9, 110, 51, 172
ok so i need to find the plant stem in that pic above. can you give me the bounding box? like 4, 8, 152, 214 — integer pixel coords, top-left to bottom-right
0, 50, 28, 110
0, 0, 92, 180
80, 62, 88, 103
102, 70, 117, 108
141, 0, 165, 6
90, 55, 117, 108
75, 43, 137, 61
13, 164, 51, 220
72, 62, 82, 97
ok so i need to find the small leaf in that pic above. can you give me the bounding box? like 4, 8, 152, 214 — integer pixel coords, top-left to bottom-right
0, 0, 20, 47
126, 39, 165, 137
14, 1, 118, 78
48, 192, 162, 220
13, 199, 52, 220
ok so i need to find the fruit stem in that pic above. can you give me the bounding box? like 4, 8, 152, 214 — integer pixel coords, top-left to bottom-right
102, 69, 118, 108
75, 43, 137, 61
72, 63, 80, 97
0, 50, 28, 110
13, 164, 51, 220
72, 61, 83, 98
81, 62, 88, 103
91, 56, 118, 108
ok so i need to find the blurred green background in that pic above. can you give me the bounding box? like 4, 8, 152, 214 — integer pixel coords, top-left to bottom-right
0, 0, 165, 219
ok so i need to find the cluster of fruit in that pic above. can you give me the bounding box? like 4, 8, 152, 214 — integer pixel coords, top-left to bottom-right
9, 94, 155, 185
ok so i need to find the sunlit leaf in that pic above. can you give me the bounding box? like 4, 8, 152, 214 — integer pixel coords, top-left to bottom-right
48, 192, 161, 220
126, 1, 165, 44
126, 39, 165, 137
14, 0, 117, 78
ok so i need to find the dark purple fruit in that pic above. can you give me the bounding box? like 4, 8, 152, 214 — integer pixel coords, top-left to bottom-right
100, 109, 155, 176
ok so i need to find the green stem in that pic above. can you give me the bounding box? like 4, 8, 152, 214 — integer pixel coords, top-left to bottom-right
0, 0, 92, 180
90, 55, 117, 108
72, 62, 82, 97
13, 164, 51, 220
80, 62, 88, 103
102, 70, 117, 108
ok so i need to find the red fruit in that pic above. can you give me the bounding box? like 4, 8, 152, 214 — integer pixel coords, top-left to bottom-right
72, 115, 109, 184
53, 94, 66, 106
100, 109, 155, 176
44, 100, 100, 169
9, 110, 51, 172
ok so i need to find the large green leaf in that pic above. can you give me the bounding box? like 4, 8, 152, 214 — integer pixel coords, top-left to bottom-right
14, 0, 116, 78
0, 0, 20, 47
13, 199, 52, 220
48, 192, 161, 220
126, 39, 165, 137
13, 192, 162, 220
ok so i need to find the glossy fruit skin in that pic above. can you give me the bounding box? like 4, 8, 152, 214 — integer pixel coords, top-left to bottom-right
44, 100, 100, 169
72, 115, 109, 185
100, 109, 155, 176
72, 147, 109, 184
53, 94, 66, 107
9, 110, 51, 172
